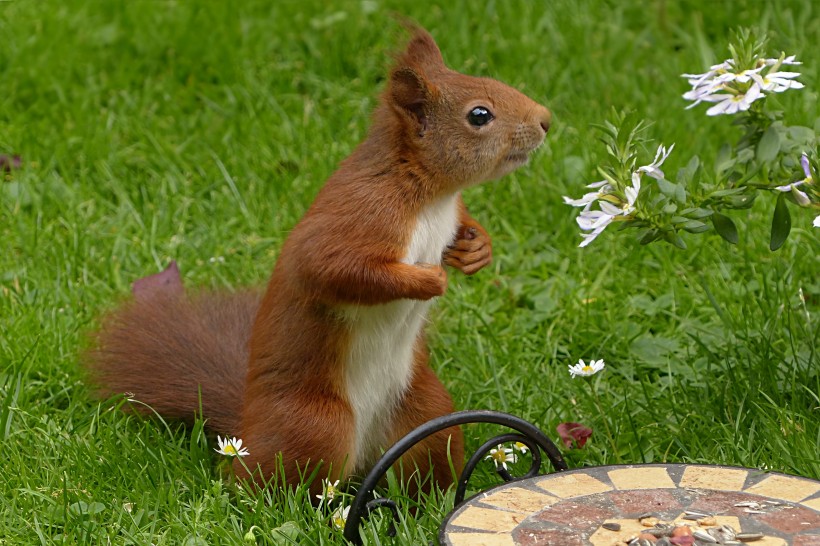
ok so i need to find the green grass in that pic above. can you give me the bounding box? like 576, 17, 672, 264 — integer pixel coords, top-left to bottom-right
2, 0, 819, 544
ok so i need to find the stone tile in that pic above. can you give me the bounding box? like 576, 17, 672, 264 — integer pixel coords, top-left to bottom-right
758, 505, 820, 534
478, 487, 560, 514
794, 535, 820, 546
445, 531, 516, 546
687, 490, 761, 515
679, 466, 748, 491
513, 527, 584, 546
608, 466, 676, 490
753, 537, 787, 546
803, 497, 820, 512
449, 506, 526, 533
608, 489, 682, 517
745, 475, 820, 503
588, 518, 650, 546
536, 472, 612, 498
532, 497, 610, 528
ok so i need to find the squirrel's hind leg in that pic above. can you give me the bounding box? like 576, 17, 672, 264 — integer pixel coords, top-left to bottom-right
384, 336, 464, 496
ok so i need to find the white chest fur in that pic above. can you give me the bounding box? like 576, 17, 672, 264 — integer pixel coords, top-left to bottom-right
343, 194, 460, 470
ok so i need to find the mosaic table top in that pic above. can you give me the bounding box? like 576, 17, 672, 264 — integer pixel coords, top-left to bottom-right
440, 464, 820, 546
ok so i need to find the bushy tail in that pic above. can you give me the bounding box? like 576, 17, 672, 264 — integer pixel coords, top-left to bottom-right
84, 289, 260, 435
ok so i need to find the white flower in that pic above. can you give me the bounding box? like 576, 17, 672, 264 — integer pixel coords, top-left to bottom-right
764, 54, 801, 66
576, 209, 616, 247
316, 479, 340, 504
814, 215, 820, 228
214, 435, 249, 457
568, 359, 605, 378
485, 445, 517, 470
332, 505, 350, 529
565, 144, 673, 247
800, 153, 814, 184
636, 144, 675, 180
775, 181, 811, 206
563, 179, 613, 209
750, 70, 803, 93
683, 53, 802, 114
513, 442, 529, 454
705, 84, 763, 116
776, 154, 814, 206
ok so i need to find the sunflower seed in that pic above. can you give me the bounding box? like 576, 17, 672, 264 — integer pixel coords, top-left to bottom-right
734, 501, 762, 508
637, 512, 656, 520
602, 522, 621, 531
655, 539, 672, 546
693, 530, 718, 543
685, 510, 710, 518
744, 508, 766, 514
646, 526, 673, 537
736, 533, 764, 542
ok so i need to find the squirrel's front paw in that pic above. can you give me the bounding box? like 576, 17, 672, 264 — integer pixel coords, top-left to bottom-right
414, 263, 448, 299
443, 225, 492, 275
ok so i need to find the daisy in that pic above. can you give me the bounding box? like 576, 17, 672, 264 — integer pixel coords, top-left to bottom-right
332, 505, 350, 530
568, 359, 605, 378
513, 442, 529, 454
214, 435, 250, 457
316, 479, 340, 504
485, 445, 517, 470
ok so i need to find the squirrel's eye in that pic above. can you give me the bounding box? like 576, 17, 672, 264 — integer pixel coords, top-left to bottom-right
467, 106, 494, 127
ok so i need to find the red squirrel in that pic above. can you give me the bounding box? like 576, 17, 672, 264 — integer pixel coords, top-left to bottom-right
85, 26, 551, 493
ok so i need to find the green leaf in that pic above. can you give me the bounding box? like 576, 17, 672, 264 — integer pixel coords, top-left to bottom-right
674, 182, 687, 204
663, 230, 687, 249
715, 143, 733, 174
709, 187, 745, 198
786, 125, 815, 147
272, 522, 301, 544
639, 229, 659, 245
681, 207, 713, 220
681, 220, 709, 233
711, 212, 739, 244
726, 192, 757, 209
657, 178, 676, 197
756, 125, 781, 163
769, 192, 791, 251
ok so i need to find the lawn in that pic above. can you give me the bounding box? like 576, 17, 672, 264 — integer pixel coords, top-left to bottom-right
1, 0, 818, 544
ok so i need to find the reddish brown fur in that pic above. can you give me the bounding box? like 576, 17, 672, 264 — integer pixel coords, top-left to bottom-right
84, 26, 550, 494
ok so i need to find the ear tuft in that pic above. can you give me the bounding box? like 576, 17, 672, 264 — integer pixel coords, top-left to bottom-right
394, 22, 446, 73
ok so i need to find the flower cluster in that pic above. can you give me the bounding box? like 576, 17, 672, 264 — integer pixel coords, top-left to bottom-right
568, 359, 605, 378
563, 145, 674, 247
682, 54, 802, 115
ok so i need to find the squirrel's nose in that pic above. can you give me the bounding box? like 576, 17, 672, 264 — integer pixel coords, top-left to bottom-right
538, 107, 552, 134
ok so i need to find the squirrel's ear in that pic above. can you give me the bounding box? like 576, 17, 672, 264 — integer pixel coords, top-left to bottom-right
398, 26, 446, 72
389, 66, 436, 135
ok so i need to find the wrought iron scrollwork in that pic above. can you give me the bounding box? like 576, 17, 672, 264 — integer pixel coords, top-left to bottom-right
343, 409, 567, 544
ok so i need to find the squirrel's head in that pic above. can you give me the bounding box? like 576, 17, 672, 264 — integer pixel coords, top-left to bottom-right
385, 26, 551, 190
